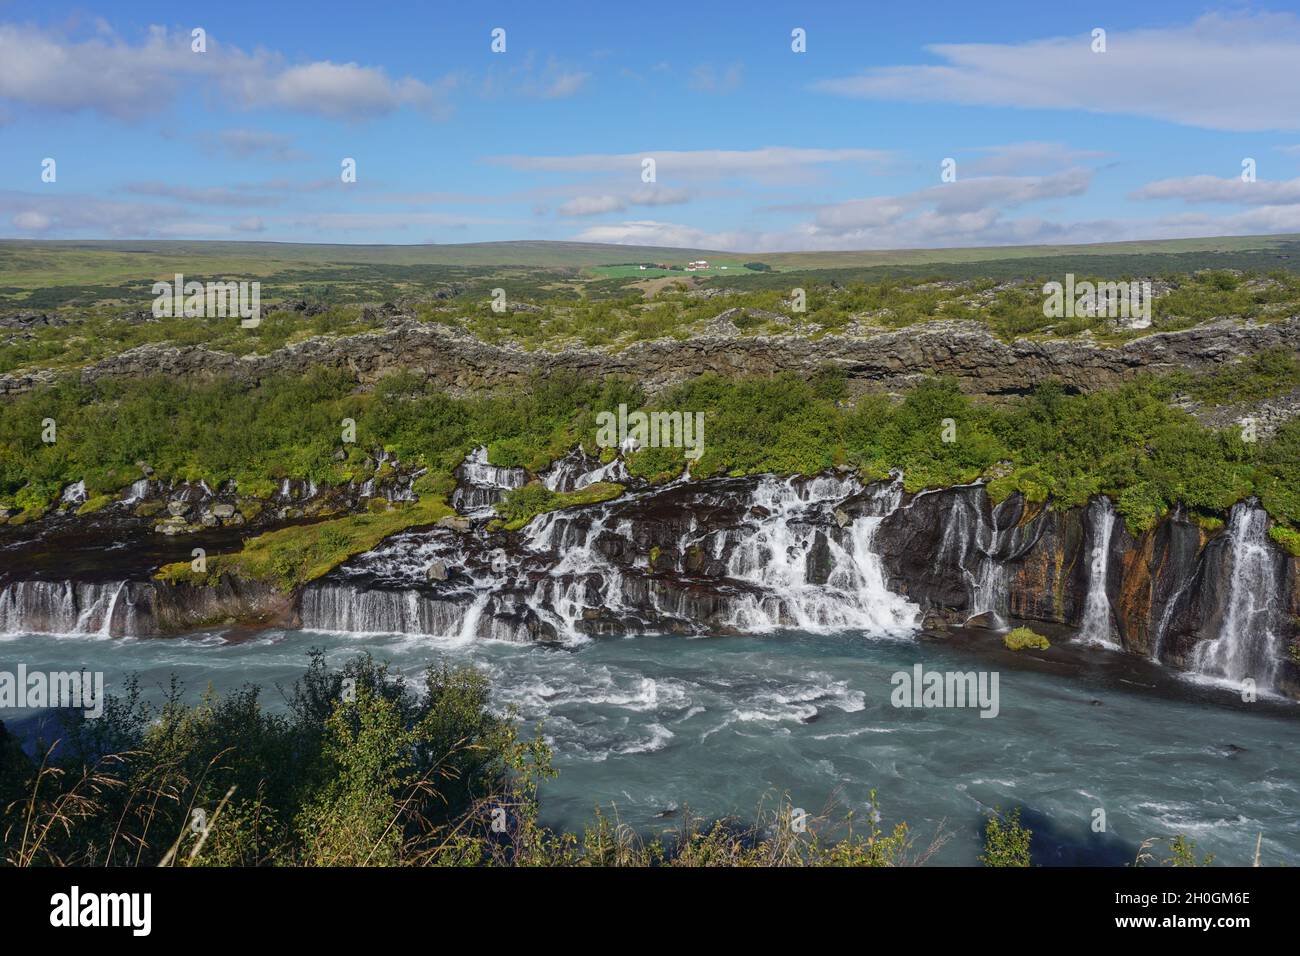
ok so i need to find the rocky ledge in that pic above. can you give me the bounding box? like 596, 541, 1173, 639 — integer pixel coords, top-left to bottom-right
2, 448, 1297, 702
2, 314, 1296, 400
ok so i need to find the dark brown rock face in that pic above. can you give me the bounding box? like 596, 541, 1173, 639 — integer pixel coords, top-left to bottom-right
1114, 509, 1204, 657
1006, 506, 1086, 626
873, 484, 1298, 696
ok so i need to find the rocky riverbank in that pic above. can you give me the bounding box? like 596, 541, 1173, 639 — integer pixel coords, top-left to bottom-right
3, 447, 1296, 702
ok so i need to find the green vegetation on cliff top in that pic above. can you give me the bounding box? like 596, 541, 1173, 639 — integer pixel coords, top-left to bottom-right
2, 355, 1299, 546
4, 264, 1300, 375
492, 481, 625, 533
156, 494, 455, 590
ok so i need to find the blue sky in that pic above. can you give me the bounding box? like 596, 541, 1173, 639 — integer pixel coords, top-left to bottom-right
2, 0, 1300, 250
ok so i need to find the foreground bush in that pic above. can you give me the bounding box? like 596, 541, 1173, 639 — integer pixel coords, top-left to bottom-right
1003, 627, 1051, 651
0, 652, 532, 867
979, 808, 1033, 866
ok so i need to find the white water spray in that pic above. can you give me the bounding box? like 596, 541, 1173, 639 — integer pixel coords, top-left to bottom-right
1077, 496, 1119, 648
1190, 502, 1282, 689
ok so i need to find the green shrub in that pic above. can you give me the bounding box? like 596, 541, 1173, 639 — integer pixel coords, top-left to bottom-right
494, 481, 623, 532
495, 482, 557, 526
75, 494, 114, 515
3, 362, 1300, 541
980, 807, 1032, 867
1004, 627, 1051, 651
1166, 835, 1214, 867
1270, 525, 1300, 557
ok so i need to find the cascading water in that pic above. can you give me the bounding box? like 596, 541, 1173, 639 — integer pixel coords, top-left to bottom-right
1077, 496, 1119, 648
60, 480, 87, 507
1190, 502, 1282, 689
721, 475, 919, 634
928, 487, 1008, 627
121, 479, 152, 504
300, 449, 921, 643
521, 506, 631, 640
0, 580, 134, 636
450, 446, 528, 516
541, 448, 629, 492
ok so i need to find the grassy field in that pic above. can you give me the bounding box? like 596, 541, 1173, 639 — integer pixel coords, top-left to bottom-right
5, 233, 1300, 298
752, 233, 1300, 270
3, 236, 1300, 376
590, 259, 767, 280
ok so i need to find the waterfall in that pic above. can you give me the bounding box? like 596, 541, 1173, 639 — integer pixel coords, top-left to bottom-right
1190, 502, 1282, 689
0, 581, 133, 636
60, 480, 87, 507
299, 465, 920, 644
297, 525, 552, 642
721, 475, 919, 634
541, 448, 629, 492
930, 488, 1008, 627
1077, 496, 1119, 648
299, 583, 474, 636
522, 505, 635, 640
450, 446, 529, 516
121, 479, 152, 504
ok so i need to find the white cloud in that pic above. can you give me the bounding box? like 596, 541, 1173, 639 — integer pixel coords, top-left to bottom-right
572, 169, 1102, 251
961, 142, 1110, 176
202, 128, 304, 162
123, 182, 282, 207
558, 195, 626, 216
0, 22, 453, 122
556, 186, 691, 217
12, 211, 52, 232
574, 202, 1300, 253
814, 13, 1300, 132
572, 219, 753, 250
283, 212, 520, 231
480, 54, 590, 100
809, 169, 1092, 231
630, 186, 691, 206
0, 23, 201, 119
232, 60, 450, 119
489, 147, 890, 185
540, 71, 590, 99
0, 190, 189, 236
1132, 175, 1300, 205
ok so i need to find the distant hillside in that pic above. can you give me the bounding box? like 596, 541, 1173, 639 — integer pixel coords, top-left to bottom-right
4, 233, 1300, 270
0, 239, 722, 271
3, 234, 1300, 310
